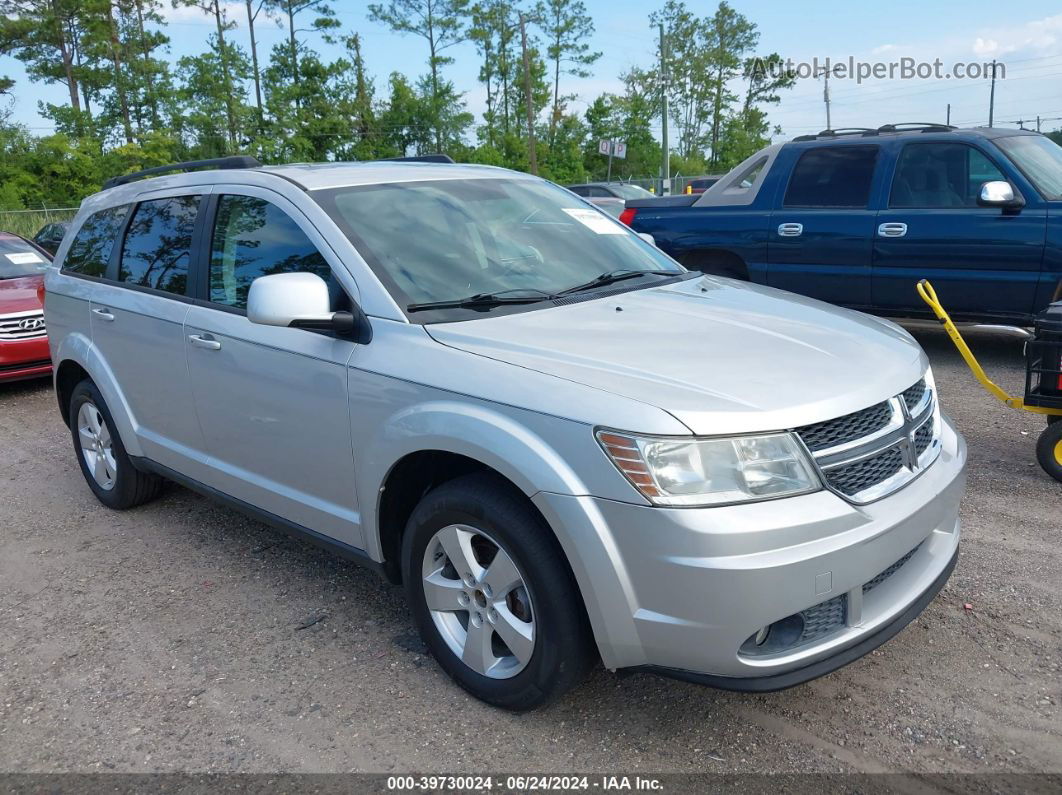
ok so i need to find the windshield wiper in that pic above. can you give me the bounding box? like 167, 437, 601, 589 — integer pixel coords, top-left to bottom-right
557, 269, 675, 296
407, 288, 558, 313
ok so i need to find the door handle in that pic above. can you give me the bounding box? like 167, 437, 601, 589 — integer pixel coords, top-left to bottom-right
92, 307, 115, 322
777, 222, 803, 237
188, 333, 222, 351
878, 222, 908, 238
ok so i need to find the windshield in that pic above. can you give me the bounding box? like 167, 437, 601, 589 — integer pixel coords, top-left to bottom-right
315, 177, 682, 317
0, 239, 49, 279
609, 183, 654, 199
996, 135, 1062, 200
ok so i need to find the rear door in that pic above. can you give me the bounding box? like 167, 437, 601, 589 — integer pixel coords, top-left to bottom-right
767, 144, 880, 308
88, 191, 209, 476
183, 188, 363, 548
872, 141, 1047, 319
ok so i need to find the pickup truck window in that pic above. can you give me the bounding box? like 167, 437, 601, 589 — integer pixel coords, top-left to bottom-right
783, 146, 878, 208
890, 143, 1005, 208
996, 135, 1062, 200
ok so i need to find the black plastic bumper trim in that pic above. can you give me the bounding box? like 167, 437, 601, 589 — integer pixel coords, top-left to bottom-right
628, 545, 958, 693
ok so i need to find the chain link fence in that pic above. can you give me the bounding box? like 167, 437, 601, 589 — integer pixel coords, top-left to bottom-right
0, 205, 79, 239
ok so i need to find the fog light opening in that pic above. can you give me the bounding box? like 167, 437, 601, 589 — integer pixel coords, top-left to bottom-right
753, 626, 770, 646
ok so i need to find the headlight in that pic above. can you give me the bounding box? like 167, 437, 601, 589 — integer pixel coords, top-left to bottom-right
597, 430, 821, 507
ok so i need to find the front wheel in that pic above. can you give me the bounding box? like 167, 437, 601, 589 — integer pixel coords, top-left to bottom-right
402, 473, 595, 710
1035, 421, 1062, 483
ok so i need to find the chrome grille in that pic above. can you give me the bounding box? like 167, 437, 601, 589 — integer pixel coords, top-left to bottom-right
795, 376, 941, 504
0, 310, 46, 340
902, 379, 927, 412
826, 447, 905, 496
797, 400, 893, 452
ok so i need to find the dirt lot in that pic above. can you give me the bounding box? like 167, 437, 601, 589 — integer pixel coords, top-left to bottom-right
0, 327, 1059, 776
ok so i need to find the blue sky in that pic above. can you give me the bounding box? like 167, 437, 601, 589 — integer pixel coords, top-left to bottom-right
4, 0, 1062, 148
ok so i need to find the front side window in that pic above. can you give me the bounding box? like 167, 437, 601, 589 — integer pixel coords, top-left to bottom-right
62, 206, 129, 278
209, 195, 332, 310
118, 196, 199, 295
996, 134, 1062, 200
313, 178, 682, 318
783, 146, 879, 208
890, 143, 1006, 207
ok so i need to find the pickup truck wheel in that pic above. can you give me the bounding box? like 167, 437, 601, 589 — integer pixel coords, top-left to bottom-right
402, 473, 595, 711
69, 379, 163, 509
679, 250, 748, 280
1035, 421, 1062, 483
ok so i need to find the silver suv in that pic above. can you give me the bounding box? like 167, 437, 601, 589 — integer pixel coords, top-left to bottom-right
45, 157, 967, 710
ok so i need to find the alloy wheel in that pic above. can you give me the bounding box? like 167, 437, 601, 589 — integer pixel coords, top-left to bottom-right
421, 523, 536, 679
77, 401, 117, 491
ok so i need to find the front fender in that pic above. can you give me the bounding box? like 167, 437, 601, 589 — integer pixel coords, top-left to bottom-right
53, 332, 144, 458
358, 399, 593, 562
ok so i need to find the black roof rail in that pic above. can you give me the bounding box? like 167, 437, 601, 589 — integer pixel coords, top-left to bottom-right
378, 154, 455, 164
102, 155, 263, 190
877, 122, 956, 133
793, 127, 879, 142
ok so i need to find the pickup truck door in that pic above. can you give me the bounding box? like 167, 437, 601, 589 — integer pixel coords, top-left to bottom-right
767, 144, 878, 308
872, 141, 1047, 320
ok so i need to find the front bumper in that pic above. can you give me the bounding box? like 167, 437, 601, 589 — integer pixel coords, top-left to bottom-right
0, 336, 51, 382
532, 414, 966, 685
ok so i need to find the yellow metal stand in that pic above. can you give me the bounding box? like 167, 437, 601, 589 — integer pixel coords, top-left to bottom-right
916, 279, 1062, 418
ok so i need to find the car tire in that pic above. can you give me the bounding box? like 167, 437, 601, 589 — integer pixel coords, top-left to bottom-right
1035, 421, 1062, 483
401, 472, 595, 711
69, 379, 163, 509
1047, 414, 1061, 426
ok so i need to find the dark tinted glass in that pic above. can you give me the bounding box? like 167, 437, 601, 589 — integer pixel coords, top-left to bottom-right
118, 196, 199, 294
62, 206, 129, 277
783, 146, 879, 208
209, 195, 332, 310
890, 143, 1005, 208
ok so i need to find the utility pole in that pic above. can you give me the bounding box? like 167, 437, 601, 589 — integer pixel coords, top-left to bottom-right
519, 13, 538, 175
946, 103, 951, 126
988, 60, 997, 127
1037, 115, 1042, 132
659, 23, 669, 195
815, 65, 833, 130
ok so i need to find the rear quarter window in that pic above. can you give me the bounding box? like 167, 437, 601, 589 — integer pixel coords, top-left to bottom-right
62, 205, 129, 277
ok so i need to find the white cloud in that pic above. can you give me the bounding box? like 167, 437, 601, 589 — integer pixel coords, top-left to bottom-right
968, 13, 1062, 58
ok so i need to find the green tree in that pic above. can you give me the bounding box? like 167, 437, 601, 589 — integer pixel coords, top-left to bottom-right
0, 0, 88, 113
269, 0, 339, 110
368, 0, 471, 152
702, 1, 757, 166
172, 0, 240, 149
535, 0, 598, 144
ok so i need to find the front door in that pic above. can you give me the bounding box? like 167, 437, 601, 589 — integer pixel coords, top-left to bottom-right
767, 145, 880, 308
184, 190, 363, 547
872, 141, 1047, 320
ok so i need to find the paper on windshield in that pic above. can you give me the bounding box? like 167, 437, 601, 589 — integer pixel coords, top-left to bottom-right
562, 207, 626, 234
5, 251, 45, 265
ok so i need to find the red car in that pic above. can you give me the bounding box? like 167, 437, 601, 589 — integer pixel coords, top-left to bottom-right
0, 232, 52, 382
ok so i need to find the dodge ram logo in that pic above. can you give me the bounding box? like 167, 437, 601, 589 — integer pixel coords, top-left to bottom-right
18, 317, 45, 331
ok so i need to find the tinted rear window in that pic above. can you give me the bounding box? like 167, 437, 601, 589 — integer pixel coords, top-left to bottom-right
118, 196, 199, 295
783, 146, 879, 208
62, 206, 129, 277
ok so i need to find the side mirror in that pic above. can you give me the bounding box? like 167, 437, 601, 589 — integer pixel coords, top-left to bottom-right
637, 231, 657, 247
978, 180, 1024, 210
247, 272, 372, 344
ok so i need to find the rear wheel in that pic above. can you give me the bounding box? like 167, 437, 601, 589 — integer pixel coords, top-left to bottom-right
69, 379, 163, 509
1035, 421, 1062, 483
402, 473, 595, 710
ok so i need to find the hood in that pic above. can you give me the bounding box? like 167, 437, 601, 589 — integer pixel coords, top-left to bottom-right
0, 274, 44, 314
426, 276, 926, 435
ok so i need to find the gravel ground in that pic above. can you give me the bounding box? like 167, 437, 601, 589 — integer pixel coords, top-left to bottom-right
0, 326, 1059, 776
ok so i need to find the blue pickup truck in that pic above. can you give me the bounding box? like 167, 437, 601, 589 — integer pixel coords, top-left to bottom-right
622, 125, 1062, 325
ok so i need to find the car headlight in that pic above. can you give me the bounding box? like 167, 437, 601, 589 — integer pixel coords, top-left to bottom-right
597, 430, 821, 507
